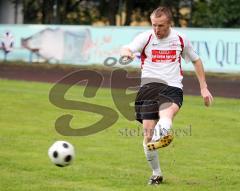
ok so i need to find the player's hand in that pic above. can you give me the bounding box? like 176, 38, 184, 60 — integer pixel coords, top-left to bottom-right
120, 48, 135, 61
201, 87, 213, 107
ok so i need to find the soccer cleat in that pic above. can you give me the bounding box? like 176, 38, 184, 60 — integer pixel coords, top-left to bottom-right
148, 175, 163, 185
147, 134, 174, 150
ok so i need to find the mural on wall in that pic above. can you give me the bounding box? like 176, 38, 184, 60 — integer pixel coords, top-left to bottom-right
21, 28, 92, 63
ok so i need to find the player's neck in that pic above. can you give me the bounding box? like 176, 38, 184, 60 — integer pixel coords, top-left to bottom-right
157, 28, 171, 40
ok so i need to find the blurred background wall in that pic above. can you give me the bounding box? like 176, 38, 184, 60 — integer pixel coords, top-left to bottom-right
0, 0, 240, 73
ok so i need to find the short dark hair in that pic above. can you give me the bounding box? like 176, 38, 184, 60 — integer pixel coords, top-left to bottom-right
150, 6, 173, 22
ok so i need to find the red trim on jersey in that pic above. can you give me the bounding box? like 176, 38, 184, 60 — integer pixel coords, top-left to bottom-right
140, 34, 152, 69
177, 35, 184, 76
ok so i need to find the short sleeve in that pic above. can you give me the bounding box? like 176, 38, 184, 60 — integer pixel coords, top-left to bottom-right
122, 31, 152, 53
182, 36, 199, 63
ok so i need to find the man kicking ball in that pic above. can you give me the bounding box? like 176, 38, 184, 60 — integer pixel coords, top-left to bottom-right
120, 6, 213, 185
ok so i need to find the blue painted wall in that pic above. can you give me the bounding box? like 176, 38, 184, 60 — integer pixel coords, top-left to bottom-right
0, 24, 240, 73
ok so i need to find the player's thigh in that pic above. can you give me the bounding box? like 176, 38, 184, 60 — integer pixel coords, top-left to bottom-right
159, 103, 180, 119
143, 119, 157, 143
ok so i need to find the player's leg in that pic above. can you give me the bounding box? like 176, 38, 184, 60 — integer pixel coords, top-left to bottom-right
147, 103, 180, 150
142, 119, 163, 184
135, 83, 169, 184
143, 120, 156, 143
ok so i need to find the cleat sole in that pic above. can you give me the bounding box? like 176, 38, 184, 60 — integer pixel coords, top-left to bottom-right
147, 134, 174, 150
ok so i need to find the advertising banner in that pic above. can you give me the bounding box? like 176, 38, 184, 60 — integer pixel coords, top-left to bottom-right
0, 25, 239, 73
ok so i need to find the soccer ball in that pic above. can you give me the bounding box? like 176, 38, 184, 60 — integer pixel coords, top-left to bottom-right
48, 141, 75, 167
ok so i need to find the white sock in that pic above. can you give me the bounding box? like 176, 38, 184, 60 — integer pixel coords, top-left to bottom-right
143, 142, 162, 176
152, 117, 172, 141
151, 122, 161, 141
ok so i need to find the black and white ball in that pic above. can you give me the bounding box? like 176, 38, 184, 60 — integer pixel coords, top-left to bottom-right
48, 141, 75, 167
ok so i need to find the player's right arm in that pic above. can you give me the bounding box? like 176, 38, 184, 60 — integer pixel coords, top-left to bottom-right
120, 31, 151, 60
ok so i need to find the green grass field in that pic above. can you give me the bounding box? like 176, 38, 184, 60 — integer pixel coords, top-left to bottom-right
0, 79, 239, 191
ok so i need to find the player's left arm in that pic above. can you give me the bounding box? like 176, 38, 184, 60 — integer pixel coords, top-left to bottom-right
182, 36, 213, 107
192, 58, 213, 107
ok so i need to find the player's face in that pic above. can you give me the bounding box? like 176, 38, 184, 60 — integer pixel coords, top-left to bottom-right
151, 15, 171, 39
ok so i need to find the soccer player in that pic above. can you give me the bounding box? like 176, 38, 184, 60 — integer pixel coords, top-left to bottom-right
120, 6, 213, 185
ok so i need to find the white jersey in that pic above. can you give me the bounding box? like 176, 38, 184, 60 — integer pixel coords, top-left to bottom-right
124, 28, 199, 89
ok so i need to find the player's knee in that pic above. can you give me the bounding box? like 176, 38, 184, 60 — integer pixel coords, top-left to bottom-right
142, 120, 157, 143
143, 128, 154, 143
144, 136, 152, 143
